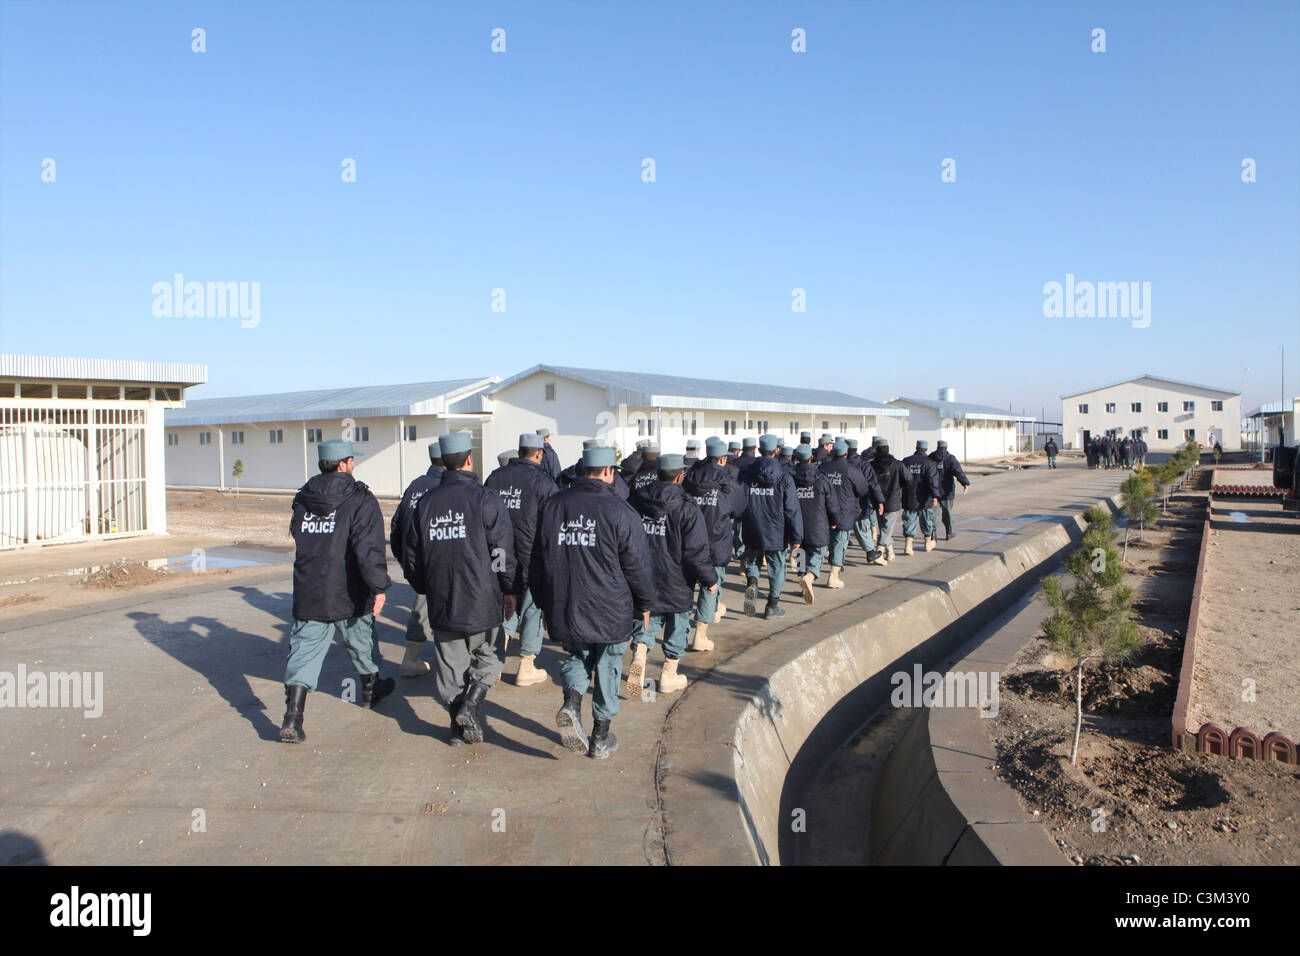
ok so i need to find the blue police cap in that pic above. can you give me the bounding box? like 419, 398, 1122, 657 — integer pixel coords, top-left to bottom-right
758, 434, 780, 453
427, 441, 442, 461
728, 441, 742, 451
742, 437, 758, 448
659, 453, 685, 471
705, 437, 727, 457
916, 440, 930, 450
833, 439, 848, 457
795, 443, 812, 461
439, 432, 473, 457
583, 446, 616, 468
520, 433, 544, 450
318, 439, 361, 461
847, 439, 859, 450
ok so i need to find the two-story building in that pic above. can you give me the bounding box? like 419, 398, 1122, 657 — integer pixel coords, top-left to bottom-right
1060, 375, 1242, 452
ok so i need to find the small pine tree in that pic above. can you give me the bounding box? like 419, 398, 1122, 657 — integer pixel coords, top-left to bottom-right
232, 459, 244, 498
1120, 471, 1159, 558
1041, 511, 1142, 764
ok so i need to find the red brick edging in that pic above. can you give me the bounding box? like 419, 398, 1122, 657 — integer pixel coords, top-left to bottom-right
1170, 514, 1299, 765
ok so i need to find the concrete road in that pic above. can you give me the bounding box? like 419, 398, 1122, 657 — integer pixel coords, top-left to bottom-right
0, 461, 1126, 865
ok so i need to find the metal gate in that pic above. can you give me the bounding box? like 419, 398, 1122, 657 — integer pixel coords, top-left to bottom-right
0, 403, 149, 547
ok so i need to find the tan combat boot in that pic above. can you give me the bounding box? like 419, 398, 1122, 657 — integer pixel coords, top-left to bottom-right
870, 549, 889, 566
515, 654, 548, 687
904, 537, 914, 556
660, 657, 687, 694
925, 535, 936, 552
827, 566, 845, 589
799, 572, 816, 604
625, 643, 649, 698
887, 543, 897, 561
713, 602, 727, 623
400, 641, 429, 678
691, 622, 714, 652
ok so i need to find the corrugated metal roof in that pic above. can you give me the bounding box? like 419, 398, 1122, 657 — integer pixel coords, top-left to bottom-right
489, 364, 906, 416
1246, 398, 1298, 417
1, 354, 207, 386
1060, 374, 1240, 400
889, 396, 1037, 422
165, 377, 497, 426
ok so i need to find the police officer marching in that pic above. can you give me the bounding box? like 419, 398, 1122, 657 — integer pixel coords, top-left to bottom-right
740, 434, 803, 619
901, 440, 945, 554
819, 438, 873, 588
530, 445, 656, 760
625, 453, 717, 697
682, 436, 743, 651
537, 428, 563, 481
484, 433, 559, 687
404, 433, 516, 747
871, 440, 910, 562
390, 441, 446, 679
929, 439, 970, 540
280, 439, 394, 744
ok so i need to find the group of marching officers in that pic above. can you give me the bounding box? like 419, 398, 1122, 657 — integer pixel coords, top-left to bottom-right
279, 428, 970, 760
1084, 433, 1147, 469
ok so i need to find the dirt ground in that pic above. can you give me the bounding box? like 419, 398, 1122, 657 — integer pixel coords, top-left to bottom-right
1190, 500, 1300, 739
986, 484, 1300, 865
166, 489, 399, 548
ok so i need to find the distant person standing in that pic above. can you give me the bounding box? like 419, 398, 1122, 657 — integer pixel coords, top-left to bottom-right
626, 454, 717, 696
1043, 436, 1059, 469
740, 434, 803, 619
281, 439, 394, 744
406, 433, 516, 747
484, 433, 559, 687
389, 441, 446, 678
530, 445, 656, 759
929, 440, 970, 540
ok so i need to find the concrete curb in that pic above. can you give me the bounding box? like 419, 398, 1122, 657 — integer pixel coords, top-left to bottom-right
658, 495, 1121, 865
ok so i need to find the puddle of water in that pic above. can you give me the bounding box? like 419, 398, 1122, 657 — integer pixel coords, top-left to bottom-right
1228, 511, 1249, 523
156, 546, 294, 572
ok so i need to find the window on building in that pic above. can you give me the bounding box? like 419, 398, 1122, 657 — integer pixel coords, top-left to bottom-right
1157, 429, 1168, 440
544, 383, 556, 401
1184, 428, 1196, 441
686, 419, 697, 436
756, 420, 769, 434
306, 428, 322, 443
167, 433, 179, 446
1130, 403, 1141, 413
124, 387, 150, 400
154, 387, 180, 402
20, 383, 53, 399
1211, 400, 1223, 411
404, 424, 417, 441
231, 431, 244, 445
1183, 401, 1195, 412
1077, 404, 1088, 414
723, 420, 737, 435
821, 420, 829, 430
789, 421, 799, 434
269, 429, 284, 444
1157, 402, 1168, 412
199, 431, 211, 446
839, 421, 848, 433
1105, 403, 1116, 413
744, 418, 754, 430
355, 426, 370, 442
57, 384, 87, 399
91, 385, 120, 400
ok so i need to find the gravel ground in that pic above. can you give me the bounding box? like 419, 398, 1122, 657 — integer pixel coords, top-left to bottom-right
166, 489, 399, 548
1189, 500, 1300, 739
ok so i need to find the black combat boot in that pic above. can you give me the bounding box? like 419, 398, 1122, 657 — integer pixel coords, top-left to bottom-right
555, 688, 588, 754
455, 681, 490, 744
447, 695, 467, 747
360, 672, 395, 709
280, 685, 307, 743
588, 718, 618, 760
764, 599, 786, 620
744, 579, 759, 616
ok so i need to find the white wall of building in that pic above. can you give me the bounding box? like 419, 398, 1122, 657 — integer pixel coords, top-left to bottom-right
889, 403, 1020, 460
1061, 379, 1242, 452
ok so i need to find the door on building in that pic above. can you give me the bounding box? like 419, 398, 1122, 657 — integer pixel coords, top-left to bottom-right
1081, 429, 1091, 450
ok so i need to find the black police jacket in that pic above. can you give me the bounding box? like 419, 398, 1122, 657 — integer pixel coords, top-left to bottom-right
390, 464, 445, 571
819, 456, 871, 529
291, 471, 390, 622
1043, 441, 1059, 457
541, 443, 562, 481
619, 450, 643, 479
629, 481, 717, 613
792, 461, 833, 551
629, 461, 660, 496
484, 457, 558, 594
872, 453, 911, 513
741, 456, 804, 550
929, 449, 970, 498
529, 477, 657, 647
902, 451, 944, 511
408, 469, 516, 634
683, 461, 745, 567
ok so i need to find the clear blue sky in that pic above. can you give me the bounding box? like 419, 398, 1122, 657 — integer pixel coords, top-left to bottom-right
2, 0, 1297, 418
